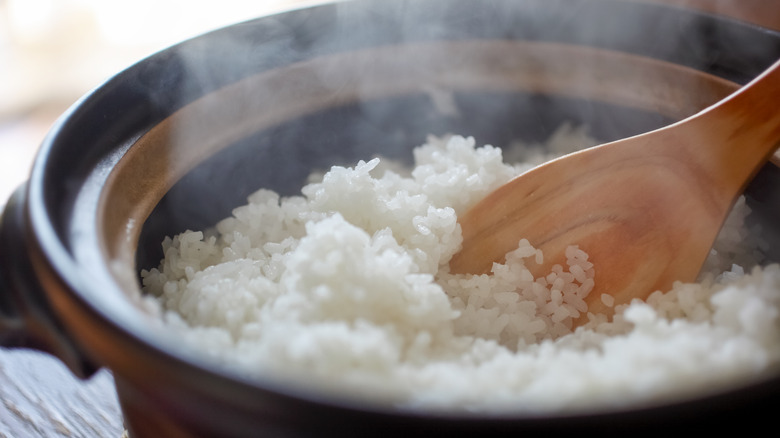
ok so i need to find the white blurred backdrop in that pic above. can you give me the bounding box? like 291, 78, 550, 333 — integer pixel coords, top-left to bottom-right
0, 0, 314, 203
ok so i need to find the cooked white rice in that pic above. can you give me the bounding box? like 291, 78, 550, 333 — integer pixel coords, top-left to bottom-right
141, 124, 780, 413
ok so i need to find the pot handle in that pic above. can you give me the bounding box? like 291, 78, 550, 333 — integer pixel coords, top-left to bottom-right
0, 185, 97, 378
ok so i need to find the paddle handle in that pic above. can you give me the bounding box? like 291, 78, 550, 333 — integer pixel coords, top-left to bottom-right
678, 58, 780, 201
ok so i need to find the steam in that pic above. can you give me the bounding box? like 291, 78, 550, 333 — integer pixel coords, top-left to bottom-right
137, 0, 780, 257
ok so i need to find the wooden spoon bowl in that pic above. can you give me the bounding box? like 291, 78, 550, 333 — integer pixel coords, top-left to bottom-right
450, 59, 780, 320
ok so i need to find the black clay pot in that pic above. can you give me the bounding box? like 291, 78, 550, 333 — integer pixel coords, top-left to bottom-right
2, 0, 780, 436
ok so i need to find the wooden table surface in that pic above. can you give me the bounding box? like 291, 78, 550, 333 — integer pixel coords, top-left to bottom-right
0, 1, 777, 437
0, 350, 123, 437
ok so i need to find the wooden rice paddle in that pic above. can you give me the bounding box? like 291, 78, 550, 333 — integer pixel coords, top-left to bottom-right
449, 59, 780, 321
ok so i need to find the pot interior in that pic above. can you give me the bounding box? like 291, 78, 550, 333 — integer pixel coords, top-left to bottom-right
95, 41, 743, 276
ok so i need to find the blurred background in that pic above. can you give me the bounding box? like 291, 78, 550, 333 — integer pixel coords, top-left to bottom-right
0, 0, 778, 203
0, 0, 315, 203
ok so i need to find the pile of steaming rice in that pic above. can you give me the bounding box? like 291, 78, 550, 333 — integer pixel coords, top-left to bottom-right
141, 125, 780, 413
